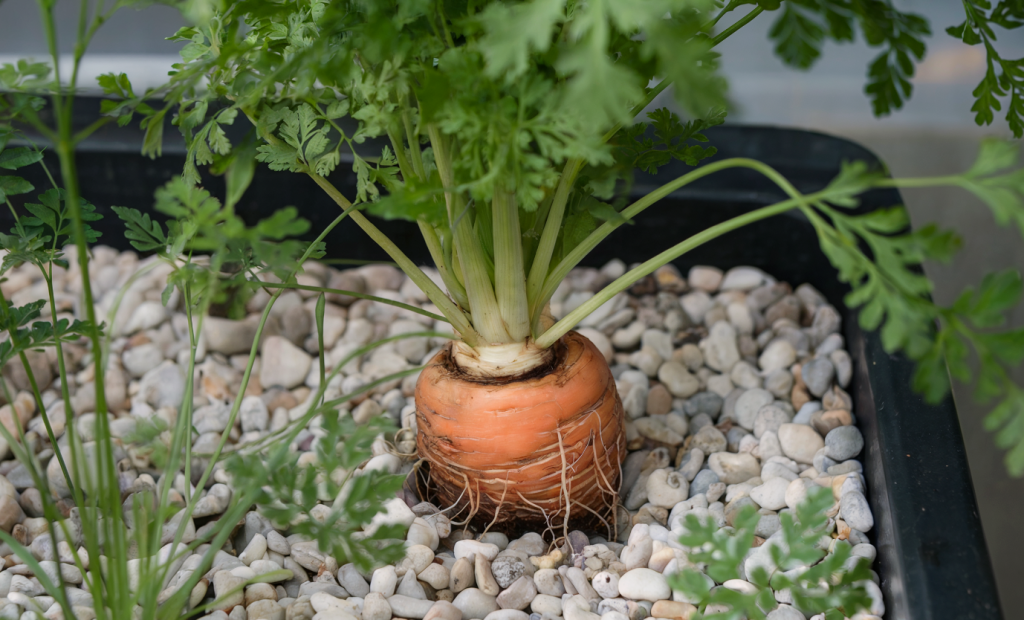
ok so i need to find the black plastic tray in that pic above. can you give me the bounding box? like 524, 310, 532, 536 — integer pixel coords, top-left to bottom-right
3, 100, 1001, 620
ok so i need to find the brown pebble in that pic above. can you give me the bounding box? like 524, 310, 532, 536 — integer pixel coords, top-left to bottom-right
436, 589, 455, 602
812, 409, 852, 436
645, 384, 673, 416
651, 600, 697, 620
823, 386, 853, 411
791, 384, 811, 411
632, 505, 668, 526
836, 519, 851, 540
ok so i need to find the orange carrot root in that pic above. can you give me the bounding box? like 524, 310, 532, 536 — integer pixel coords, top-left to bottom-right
416, 331, 626, 533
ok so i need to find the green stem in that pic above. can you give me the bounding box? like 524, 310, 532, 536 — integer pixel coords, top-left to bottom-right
536, 158, 778, 323
72, 115, 113, 145
703, 0, 742, 31
316, 293, 326, 402
428, 126, 508, 344
525, 159, 577, 334
307, 171, 480, 344
419, 220, 470, 309
403, 108, 426, 179
492, 187, 530, 341
535, 198, 803, 348
257, 280, 449, 322
710, 6, 764, 46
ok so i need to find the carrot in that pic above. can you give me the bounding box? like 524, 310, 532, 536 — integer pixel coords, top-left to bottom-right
416, 330, 626, 533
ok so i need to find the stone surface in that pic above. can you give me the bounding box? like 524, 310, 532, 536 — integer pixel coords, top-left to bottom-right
260, 336, 312, 389
616, 569, 670, 601
777, 423, 825, 465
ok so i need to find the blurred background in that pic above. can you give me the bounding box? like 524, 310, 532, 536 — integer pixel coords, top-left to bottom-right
1, 0, 1022, 612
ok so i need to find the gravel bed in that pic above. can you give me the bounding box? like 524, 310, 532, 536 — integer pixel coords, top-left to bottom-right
0, 247, 883, 620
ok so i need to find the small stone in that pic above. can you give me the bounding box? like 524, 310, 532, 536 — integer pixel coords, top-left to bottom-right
811, 409, 853, 436
389, 594, 436, 619
240, 396, 270, 433
531, 594, 563, 617
677, 448, 704, 482
824, 426, 864, 461
689, 469, 719, 498
616, 568, 669, 601
684, 392, 723, 418
366, 497, 416, 536
532, 569, 564, 597
125, 301, 168, 334
641, 330, 674, 361
766, 605, 805, 620
422, 601, 463, 620
708, 453, 760, 485
0, 495, 25, 533
452, 588, 499, 620
484, 611, 529, 620
688, 266, 723, 292
720, 267, 769, 291
777, 423, 825, 465
749, 478, 789, 511
733, 389, 773, 431
612, 322, 646, 350
420, 564, 451, 590
700, 322, 740, 373
646, 385, 673, 416
491, 555, 526, 589
678, 344, 704, 371
260, 337, 312, 389
840, 492, 874, 532
830, 350, 852, 388
645, 469, 688, 508
508, 532, 545, 556
634, 416, 683, 447
362, 593, 392, 620
474, 555, 500, 596
801, 358, 835, 398
138, 361, 185, 409
247, 600, 285, 620
213, 571, 246, 611
753, 406, 792, 439
371, 566, 398, 597
758, 341, 796, 373
450, 558, 475, 593
578, 328, 613, 363
650, 601, 696, 620
204, 317, 260, 355
690, 425, 726, 454
454, 540, 500, 562
398, 567, 427, 599
591, 571, 619, 599
122, 343, 164, 378
240, 534, 268, 566
245, 583, 278, 605
495, 576, 535, 610
657, 363, 699, 399
785, 478, 814, 510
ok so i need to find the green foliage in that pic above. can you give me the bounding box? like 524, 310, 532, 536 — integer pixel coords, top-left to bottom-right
804, 139, 1024, 474
226, 412, 407, 571
670, 487, 873, 619
947, 1, 1024, 137
768, 1, 930, 116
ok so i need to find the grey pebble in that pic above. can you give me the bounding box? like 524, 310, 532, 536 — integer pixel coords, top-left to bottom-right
684, 392, 723, 418
824, 426, 864, 461
689, 469, 719, 498
801, 357, 835, 398
840, 491, 874, 532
